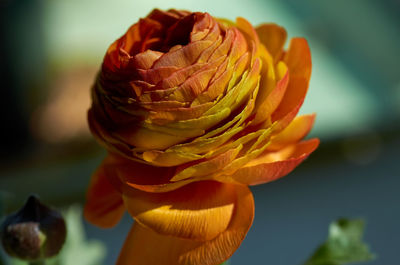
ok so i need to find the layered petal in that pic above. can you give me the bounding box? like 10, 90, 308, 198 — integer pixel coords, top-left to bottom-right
272, 38, 311, 122
219, 138, 319, 186
256, 24, 287, 62
117, 183, 254, 265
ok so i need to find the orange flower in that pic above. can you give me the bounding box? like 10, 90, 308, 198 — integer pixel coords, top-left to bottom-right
84, 9, 319, 265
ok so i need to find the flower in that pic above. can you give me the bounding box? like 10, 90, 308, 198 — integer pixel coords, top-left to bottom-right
84, 9, 319, 265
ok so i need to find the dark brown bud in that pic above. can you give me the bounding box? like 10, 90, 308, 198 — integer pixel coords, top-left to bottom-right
1, 195, 66, 261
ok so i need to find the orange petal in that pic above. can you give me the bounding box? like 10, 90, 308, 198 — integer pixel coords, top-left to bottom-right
236, 17, 260, 48
222, 138, 319, 186
256, 24, 287, 62
153, 40, 213, 69
268, 114, 316, 151
133, 50, 164, 69
117, 183, 254, 265
83, 158, 125, 228
122, 181, 239, 241
272, 38, 311, 122
252, 61, 289, 125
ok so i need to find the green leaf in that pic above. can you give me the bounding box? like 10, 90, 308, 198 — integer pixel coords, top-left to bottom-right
304, 218, 375, 265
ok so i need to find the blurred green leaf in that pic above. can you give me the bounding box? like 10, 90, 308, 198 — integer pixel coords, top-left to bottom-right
304, 219, 375, 265
46, 205, 106, 265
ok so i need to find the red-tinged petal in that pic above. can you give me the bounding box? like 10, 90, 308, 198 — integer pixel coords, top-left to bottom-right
268, 114, 316, 151
147, 9, 181, 26
156, 63, 205, 90
117, 183, 254, 265
138, 66, 179, 84
221, 138, 319, 186
106, 154, 212, 193
256, 24, 287, 62
152, 40, 213, 69
191, 13, 213, 42
167, 57, 224, 102
83, 158, 125, 228
272, 38, 311, 121
195, 14, 221, 43
208, 28, 234, 62
272, 99, 303, 133
196, 35, 223, 63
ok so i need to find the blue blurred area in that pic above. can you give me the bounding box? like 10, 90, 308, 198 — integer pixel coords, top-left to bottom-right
0, 0, 399, 264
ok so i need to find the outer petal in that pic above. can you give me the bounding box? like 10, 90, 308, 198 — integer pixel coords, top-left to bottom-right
252, 61, 288, 125
268, 114, 316, 151
256, 24, 287, 62
219, 138, 319, 186
272, 38, 311, 122
83, 158, 125, 228
117, 183, 254, 265
122, 181, 237, 241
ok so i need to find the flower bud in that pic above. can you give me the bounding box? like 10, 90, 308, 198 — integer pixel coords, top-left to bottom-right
1, 195, 66, 261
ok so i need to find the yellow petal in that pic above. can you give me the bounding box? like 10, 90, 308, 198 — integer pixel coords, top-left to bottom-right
268, 114, 316, 151
123, 181, 235, 240
171, 145, 242, 182
252, 60, 289, 125
115, 123, 195, 150
256, 24, 287, 62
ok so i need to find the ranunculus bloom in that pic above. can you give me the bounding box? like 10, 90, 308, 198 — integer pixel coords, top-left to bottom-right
84, 9, 319, 265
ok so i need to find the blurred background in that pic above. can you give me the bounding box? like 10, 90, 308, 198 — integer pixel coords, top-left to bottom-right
0, 0, 399, 264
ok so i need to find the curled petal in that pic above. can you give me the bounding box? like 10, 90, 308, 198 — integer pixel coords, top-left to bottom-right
272, 38, 311, 122
268, 114, 316, 151
252, 60, 288, 125
117, 183, 254, 265
219, 138, 319, 186
256, 24, 287, 62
